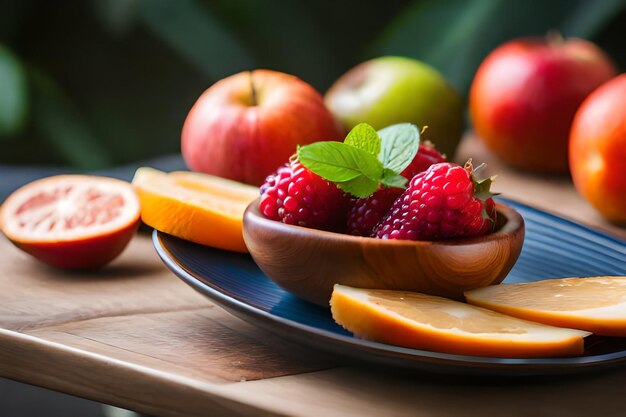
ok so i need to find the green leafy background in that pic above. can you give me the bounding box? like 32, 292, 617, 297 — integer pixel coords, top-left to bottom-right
1, 0, 625, 169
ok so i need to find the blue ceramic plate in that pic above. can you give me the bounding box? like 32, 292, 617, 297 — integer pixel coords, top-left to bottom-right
153, 198, 626, 376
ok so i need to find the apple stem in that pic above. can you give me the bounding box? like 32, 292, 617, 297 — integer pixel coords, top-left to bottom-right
249, 72, 258, 106
546, 30, 565, 46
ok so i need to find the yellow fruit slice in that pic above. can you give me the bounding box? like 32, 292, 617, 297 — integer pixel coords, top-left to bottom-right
330, 285, 590, 358
465, 276, 626, 337
132, 167, 259, 252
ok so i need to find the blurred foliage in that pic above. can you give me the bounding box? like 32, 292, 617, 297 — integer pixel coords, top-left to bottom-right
0, 46, 27, 136
371, 0, 626, 92
0, 0, 625, 169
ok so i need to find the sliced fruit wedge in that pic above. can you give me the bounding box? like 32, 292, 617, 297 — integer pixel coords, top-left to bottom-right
330, 284, 590, 358
465, 276, 626, 337
132, 167, 259, 253
0, 175, 140, 269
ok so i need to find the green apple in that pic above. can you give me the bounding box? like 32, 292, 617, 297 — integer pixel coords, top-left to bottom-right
325, 56, 464, 158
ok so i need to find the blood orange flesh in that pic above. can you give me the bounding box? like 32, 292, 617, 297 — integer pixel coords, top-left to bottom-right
0, 175, 140, 269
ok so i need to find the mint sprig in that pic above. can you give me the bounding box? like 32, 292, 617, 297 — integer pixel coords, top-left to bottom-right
297, 141, 383, 197
297, 123, 420, 198
378, 123, 421, 175
343, 123, 381, 157
380, 168, 407, 188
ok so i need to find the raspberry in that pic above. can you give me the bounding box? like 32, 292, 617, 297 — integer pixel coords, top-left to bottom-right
401, 142, 446, 179
374, 162, 497, 240
260, 159, 350, 230
346, 143, 446, 236
346, 187, 403, 236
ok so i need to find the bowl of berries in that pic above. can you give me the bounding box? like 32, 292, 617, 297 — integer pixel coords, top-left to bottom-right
243, 124, 525, 306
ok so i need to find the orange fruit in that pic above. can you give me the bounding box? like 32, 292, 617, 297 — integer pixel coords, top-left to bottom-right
132, 167, 259, 252
465, 276, 626, 337
0, 175, 140, 269
330, 285, 589, 358
569, 74, 626, 224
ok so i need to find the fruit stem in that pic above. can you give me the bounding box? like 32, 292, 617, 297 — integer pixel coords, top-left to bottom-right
546, 30, 565, 47
249, 72, 258, 106
473, 162, 487, 174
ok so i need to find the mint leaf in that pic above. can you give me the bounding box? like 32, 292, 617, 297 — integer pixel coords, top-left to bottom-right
337, 176, 380, 198
296, 123, 420, 199
378, 123, 420, 174
380, 168, 408, 189
344, 123, 381, 157
298, 142, 383, 197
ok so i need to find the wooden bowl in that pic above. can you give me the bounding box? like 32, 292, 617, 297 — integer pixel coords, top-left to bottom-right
243, 199, 525, 306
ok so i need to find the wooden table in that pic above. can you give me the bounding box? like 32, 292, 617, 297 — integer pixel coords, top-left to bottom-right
1, 135, 625, 417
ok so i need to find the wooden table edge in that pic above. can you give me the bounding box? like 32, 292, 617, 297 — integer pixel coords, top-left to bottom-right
0, 328, 288, 417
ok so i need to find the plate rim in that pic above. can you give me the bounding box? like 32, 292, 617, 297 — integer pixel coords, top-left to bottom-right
152, 197, 626, 374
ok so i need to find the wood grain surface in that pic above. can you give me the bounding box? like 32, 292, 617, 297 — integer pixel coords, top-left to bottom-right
0, 133, 625, 417
244, 201, 524, 304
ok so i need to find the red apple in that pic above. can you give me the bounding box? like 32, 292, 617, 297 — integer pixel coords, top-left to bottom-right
470, 36, 617, 174
182, 70, 344, 185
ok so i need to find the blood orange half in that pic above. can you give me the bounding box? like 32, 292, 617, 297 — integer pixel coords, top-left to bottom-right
0, 175, 140, 269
